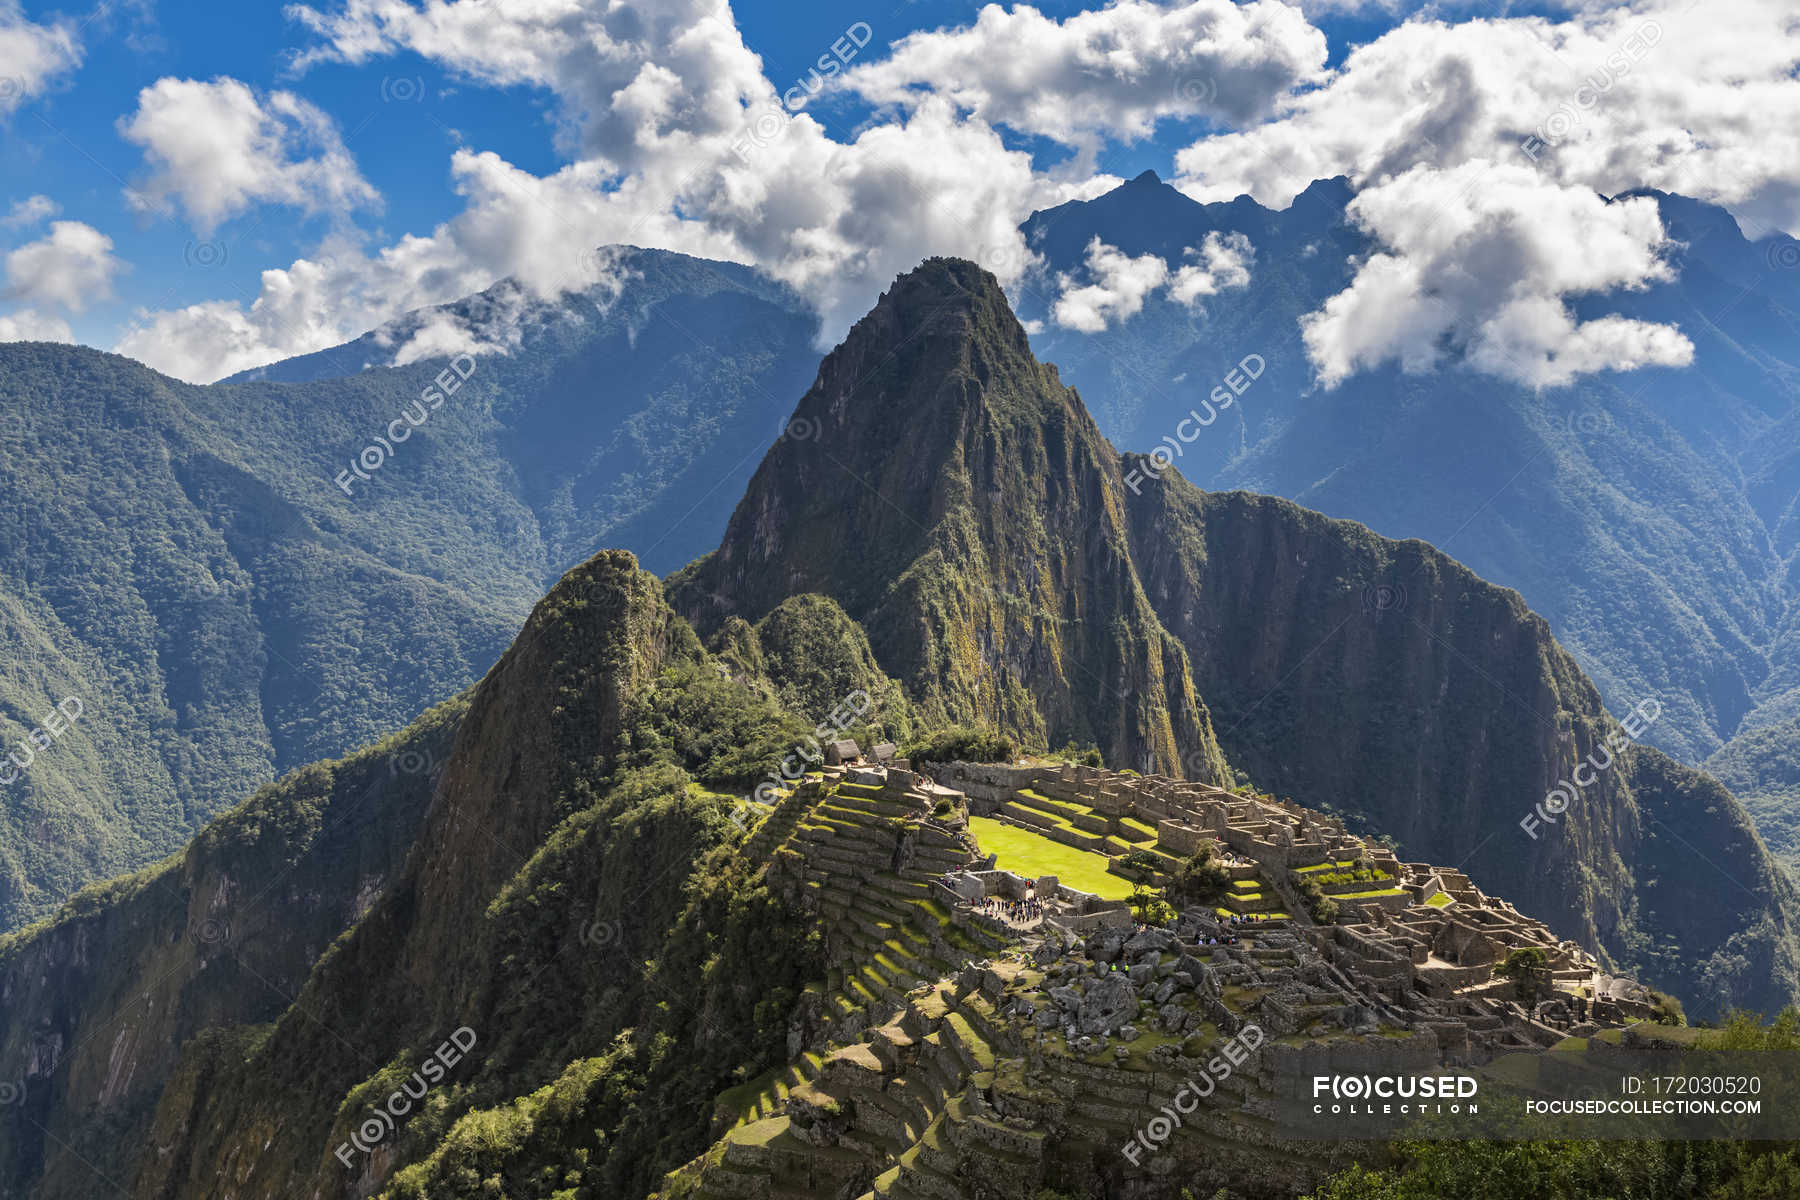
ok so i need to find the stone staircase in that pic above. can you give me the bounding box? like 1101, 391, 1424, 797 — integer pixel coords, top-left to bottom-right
662, 967, 1037, 1200
997, 788, 1119, 853
714, 1052, 828, 1134
765, 770, 999, 1039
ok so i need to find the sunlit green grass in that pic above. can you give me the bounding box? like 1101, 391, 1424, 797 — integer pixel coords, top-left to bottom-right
968, 816, 1136, 900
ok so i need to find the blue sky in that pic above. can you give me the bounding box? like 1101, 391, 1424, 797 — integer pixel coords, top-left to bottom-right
2, 0, 1396, 350
5, 0, 560, 347
0, 0, 1793, 389
6, 0, 1226, 348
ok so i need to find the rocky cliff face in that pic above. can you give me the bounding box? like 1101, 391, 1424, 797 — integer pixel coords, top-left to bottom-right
1121, 474, 1800, 1013
0, 696, 462, 1200
676, 257, 1800, 1017
670, 258, 1230, 781
1, 258, 1797, 1200
130, 551, 692, 1198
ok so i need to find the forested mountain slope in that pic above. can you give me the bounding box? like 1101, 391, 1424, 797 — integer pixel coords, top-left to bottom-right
0, 250, 818, 927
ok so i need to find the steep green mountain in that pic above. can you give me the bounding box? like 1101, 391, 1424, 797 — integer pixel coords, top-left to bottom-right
673, 258, 1800, 1015
0, 259, 1796, 1200
1124, 478, 1797, 1009
669, 257, 1230, 782
0, 692, 464, 1198
0, 551, 885, 1200
0, 250, 818, 929
1014, 172, 1800, 870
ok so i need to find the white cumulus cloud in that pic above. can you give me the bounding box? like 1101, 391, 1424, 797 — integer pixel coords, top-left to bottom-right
105, 0, 1773, 393
1053, 231, 1253, 331
1053, 238, 1170, 332
840, 0, 1327, 152
119, 76, 380, 233
4, 221, 124, 313
117, 0, 1113, 382
1301, 161, 1693, 388
0, 1, 82, 114
1, 195, 58, 228
0, 309, 73, 343
1172, 0, 1800, 239
1168, 230, 1254, 305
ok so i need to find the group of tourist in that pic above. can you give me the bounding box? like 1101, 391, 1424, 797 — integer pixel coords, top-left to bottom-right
974, 894, 1042, 925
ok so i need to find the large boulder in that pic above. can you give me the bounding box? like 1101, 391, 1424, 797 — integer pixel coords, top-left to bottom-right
1124, 928, 1175, 957
1172, 954, 1218, 995
1089, 929, 1126, 964
1077, 974, 1139, 1036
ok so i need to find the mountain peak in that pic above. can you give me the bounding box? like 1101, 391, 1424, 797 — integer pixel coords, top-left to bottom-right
866, 256, 1018, 332
804, 256, 1044, 433
1128, 168, 1163, 186
669, 264, 1228, 778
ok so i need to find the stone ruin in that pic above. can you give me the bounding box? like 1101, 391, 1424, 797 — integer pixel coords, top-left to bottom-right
927, 760, 1660, 1060
658, 756, 1670, 1200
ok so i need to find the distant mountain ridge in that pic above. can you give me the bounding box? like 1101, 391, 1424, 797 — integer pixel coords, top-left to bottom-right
0, 248, 820, 927
5, 169, 1799, 930
674, 257, 1800, 1017
1014, 170, 1800, 870
0, 257, 1796, 1200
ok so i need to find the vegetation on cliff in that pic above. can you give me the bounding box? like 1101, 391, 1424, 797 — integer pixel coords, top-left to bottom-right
0, 250, 819, 930
3, 257, 1798, 1200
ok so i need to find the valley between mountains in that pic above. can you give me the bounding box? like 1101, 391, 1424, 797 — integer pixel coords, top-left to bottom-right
0, 258, 1794, 1200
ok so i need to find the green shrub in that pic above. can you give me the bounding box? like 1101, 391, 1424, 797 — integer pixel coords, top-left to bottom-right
1130, 885, 1176, 926
1120, 848, 1161, 879
1168, 843, 1231, 906
901, 726, 1016, 765
1495, 947, 1551, 1006
1048, 741, 1103, 767
1291, 873, 1339, 924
